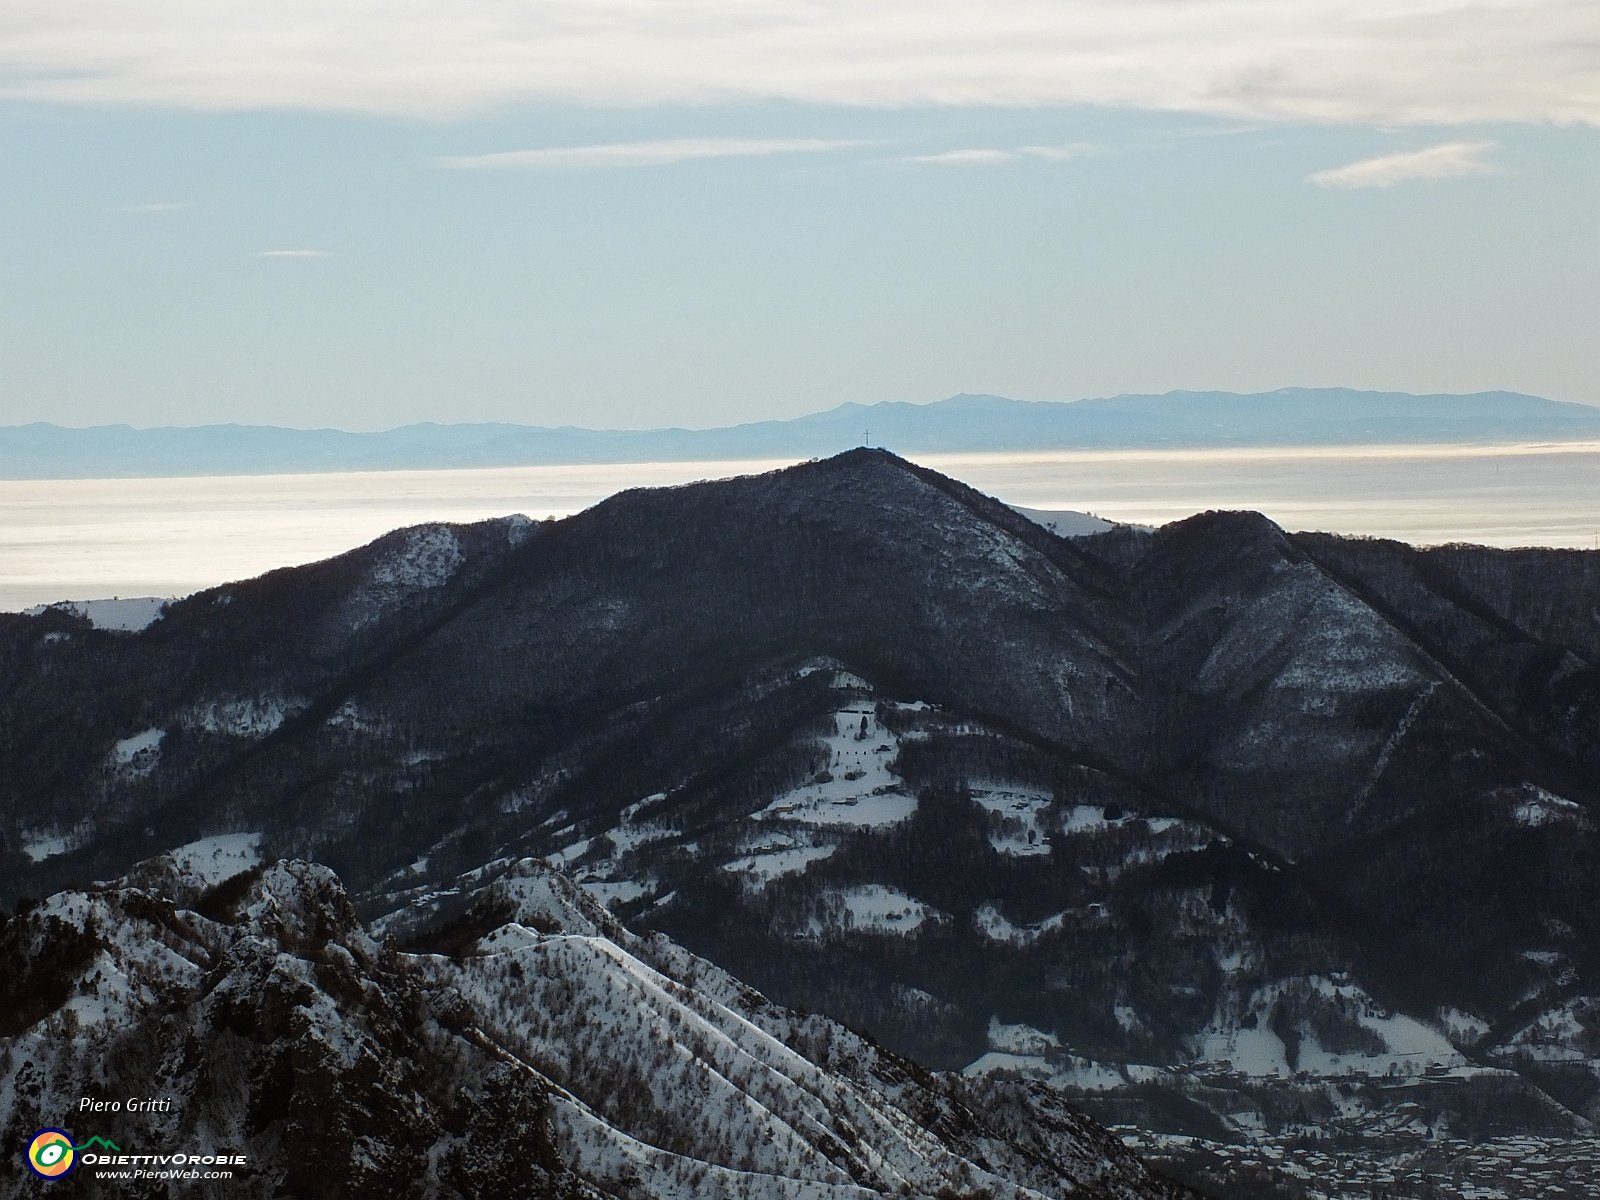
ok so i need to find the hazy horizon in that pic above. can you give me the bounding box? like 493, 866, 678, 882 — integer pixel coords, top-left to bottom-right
9, 385, 1600, 435
7, 442, 1599, 613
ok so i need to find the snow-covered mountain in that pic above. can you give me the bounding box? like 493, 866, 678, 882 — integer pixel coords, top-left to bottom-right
1008, 507, 1122, 538
5, 387, 1599, 478
22, 597, 170, 632
1, 850, 1194, 1198
5, 449, 1600, 1194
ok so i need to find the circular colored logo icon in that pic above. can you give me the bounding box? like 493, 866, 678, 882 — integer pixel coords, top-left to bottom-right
27, 1129, 76, 1179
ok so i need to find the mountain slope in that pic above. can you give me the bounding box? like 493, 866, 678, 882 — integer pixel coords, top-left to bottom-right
0, 852, 1195, 1199
4, 449, 1598, 1164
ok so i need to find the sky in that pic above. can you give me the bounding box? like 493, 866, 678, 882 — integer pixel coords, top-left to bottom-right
1, 2, 1596, 432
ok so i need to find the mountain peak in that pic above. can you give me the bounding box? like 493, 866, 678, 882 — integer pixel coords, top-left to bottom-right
809, 444, 917, 471
934, 392, 1018, 408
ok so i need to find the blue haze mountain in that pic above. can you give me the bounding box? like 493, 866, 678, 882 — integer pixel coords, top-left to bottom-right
5, 388, 1599, 479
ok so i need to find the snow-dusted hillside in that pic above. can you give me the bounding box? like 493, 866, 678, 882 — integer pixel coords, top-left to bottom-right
0, 853, 1194, 1199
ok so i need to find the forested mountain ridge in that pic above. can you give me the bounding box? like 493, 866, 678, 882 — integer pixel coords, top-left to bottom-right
4, 449, 1598, 1164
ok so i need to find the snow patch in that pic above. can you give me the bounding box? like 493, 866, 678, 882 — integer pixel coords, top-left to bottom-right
22, 829, 75, 863
1217, 946, 1253, 973
963, 1024, 1137, 1093
762, 790, 918, 829
325, 699, 384, 733
975, 903, 1065, 945
168, 833, 263, 885
547, 837, 593, 867
185, 695, 303, 738
108, 727, 164, 775
1498, 998, 1597, 1062
794, 659, 872, 691
986, 1017, 1063, 1056
339, 523, 466, 628
1009, 505, 1118, 538
972, 786, 1053, 856
1511, 786, 1588, 828
25, 596, 169, 632
724, 844, 837, 883
806, 885, 942, 937
500, 513, 535, 544
757, 706, 917, 829
1198, 976, 1468, 1078
1058, 804, 1127, 834
1200, 1025, 1293, 1077
602, 819, 677, 859
371, 524, 463, 589
1437, 1006, 1492, 1047
581, 880, 652, 909
1273, 579, 1421, 692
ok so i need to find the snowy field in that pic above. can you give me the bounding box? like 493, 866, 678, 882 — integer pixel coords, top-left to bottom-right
168, 833, 264, 884
5, 442, 1599, 610
755, 706, 917, 828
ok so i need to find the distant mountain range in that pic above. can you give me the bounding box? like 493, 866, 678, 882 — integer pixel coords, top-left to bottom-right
5, 388, 1599, 479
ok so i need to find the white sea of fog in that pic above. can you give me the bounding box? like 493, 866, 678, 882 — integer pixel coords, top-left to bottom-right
3, 442, 1598, 613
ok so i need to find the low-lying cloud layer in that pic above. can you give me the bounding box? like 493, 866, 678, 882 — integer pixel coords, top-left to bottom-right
0, 2, 1593, 125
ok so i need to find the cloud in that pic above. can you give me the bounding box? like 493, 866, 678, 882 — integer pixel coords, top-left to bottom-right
1309, 141, 1502, 189
1018, 143, 1096, 161
905, 148, 1017, 166
113, 201, 190, 213
905, 143, 1096, 165
436, 138, 865, 171
256, 249, 332, 258
0, 3, 1592, 125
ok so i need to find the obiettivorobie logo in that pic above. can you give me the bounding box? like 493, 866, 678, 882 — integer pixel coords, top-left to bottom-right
25, 1129, 245, 1183
26, 1130, 119, 1180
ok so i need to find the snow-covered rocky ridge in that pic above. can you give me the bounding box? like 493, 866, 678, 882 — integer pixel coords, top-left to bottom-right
0, 851, 1195, 1200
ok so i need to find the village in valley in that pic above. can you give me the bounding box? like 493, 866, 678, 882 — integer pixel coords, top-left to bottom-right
1123, 1128, 1600, 1198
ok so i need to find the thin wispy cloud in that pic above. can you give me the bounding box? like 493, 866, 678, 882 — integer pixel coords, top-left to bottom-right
1017, 144, 1096, 161
1158, 124, 1266, 140
905, 148, 1018, 166
114, 201, 191, 213
256, 249, 333, 258
436, 138, 866, 171
0, 3, 1591, 126
905, 144, 1096, 166
1309, 142, 1502, 189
